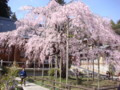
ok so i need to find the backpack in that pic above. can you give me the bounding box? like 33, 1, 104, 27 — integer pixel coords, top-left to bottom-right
20, 70, 27, 77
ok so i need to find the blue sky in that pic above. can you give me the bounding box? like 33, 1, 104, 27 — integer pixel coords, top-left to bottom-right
8, 0, 120, 23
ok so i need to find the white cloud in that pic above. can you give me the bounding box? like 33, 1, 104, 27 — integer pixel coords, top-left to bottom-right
19, 5, 34, 11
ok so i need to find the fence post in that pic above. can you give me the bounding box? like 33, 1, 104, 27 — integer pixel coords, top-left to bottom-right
53, 79, 55, 90
117, 82, 120, 90
42, 77, 44, 85
93, 87, 96, 90
68, 84, 71, 90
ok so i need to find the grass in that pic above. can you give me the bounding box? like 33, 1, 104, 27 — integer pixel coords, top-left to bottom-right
27, 76, 119, 90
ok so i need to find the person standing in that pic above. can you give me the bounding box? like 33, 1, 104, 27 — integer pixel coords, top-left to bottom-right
106, 71, 110, 80
75, 69, 79, 84
19, 67, 27, 86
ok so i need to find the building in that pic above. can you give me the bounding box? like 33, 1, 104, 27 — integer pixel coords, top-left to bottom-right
79, 43, 120, 75
0, 17, 16, 32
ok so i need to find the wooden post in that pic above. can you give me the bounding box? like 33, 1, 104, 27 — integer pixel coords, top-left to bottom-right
117, 83, 120, 90
42, 78, 44, 85
93, 87, 96, 90
68, 82, 71, 90
53, 79, 55, 90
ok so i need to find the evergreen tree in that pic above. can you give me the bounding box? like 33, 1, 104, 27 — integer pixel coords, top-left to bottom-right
11, 13, 17, 21
0, 0, 11, 18
55, 0, 65, 5
111, 20, 116, 29
117, 20, 120, 25
111, 20, 120, 35
111, 20, 115, 26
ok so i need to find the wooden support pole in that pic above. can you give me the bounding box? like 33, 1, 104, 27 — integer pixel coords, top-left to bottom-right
93, 59, 95, 81
60, 55, 62, 84
66, 18, 69, 84
87, 59, 89, 81
33, 60, 36, 77
54, 55, 58, 88
53, 79, 55, 90
97, 57, 100, 89
42, 61, 44, 85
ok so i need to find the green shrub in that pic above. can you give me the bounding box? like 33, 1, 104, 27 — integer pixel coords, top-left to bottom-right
48, 68, 55, 76
1, 66, 8, 75
48, 68, 60, 77
115, 29, 120, 35
27, 78, 35, 83
0, 62, 19, 90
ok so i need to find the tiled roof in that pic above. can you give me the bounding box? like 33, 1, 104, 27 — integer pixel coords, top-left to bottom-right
0, 17, 16, 32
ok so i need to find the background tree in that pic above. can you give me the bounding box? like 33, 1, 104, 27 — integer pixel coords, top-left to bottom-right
0, 0, 11, 18
55, 0, 65, 5
111, 20, 120, 35
11, 13, 17, 21
117, 20, 120, 25
111, 20, 116, 29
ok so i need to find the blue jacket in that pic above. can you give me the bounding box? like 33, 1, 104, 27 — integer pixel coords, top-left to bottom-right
19, 70, 27, 77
